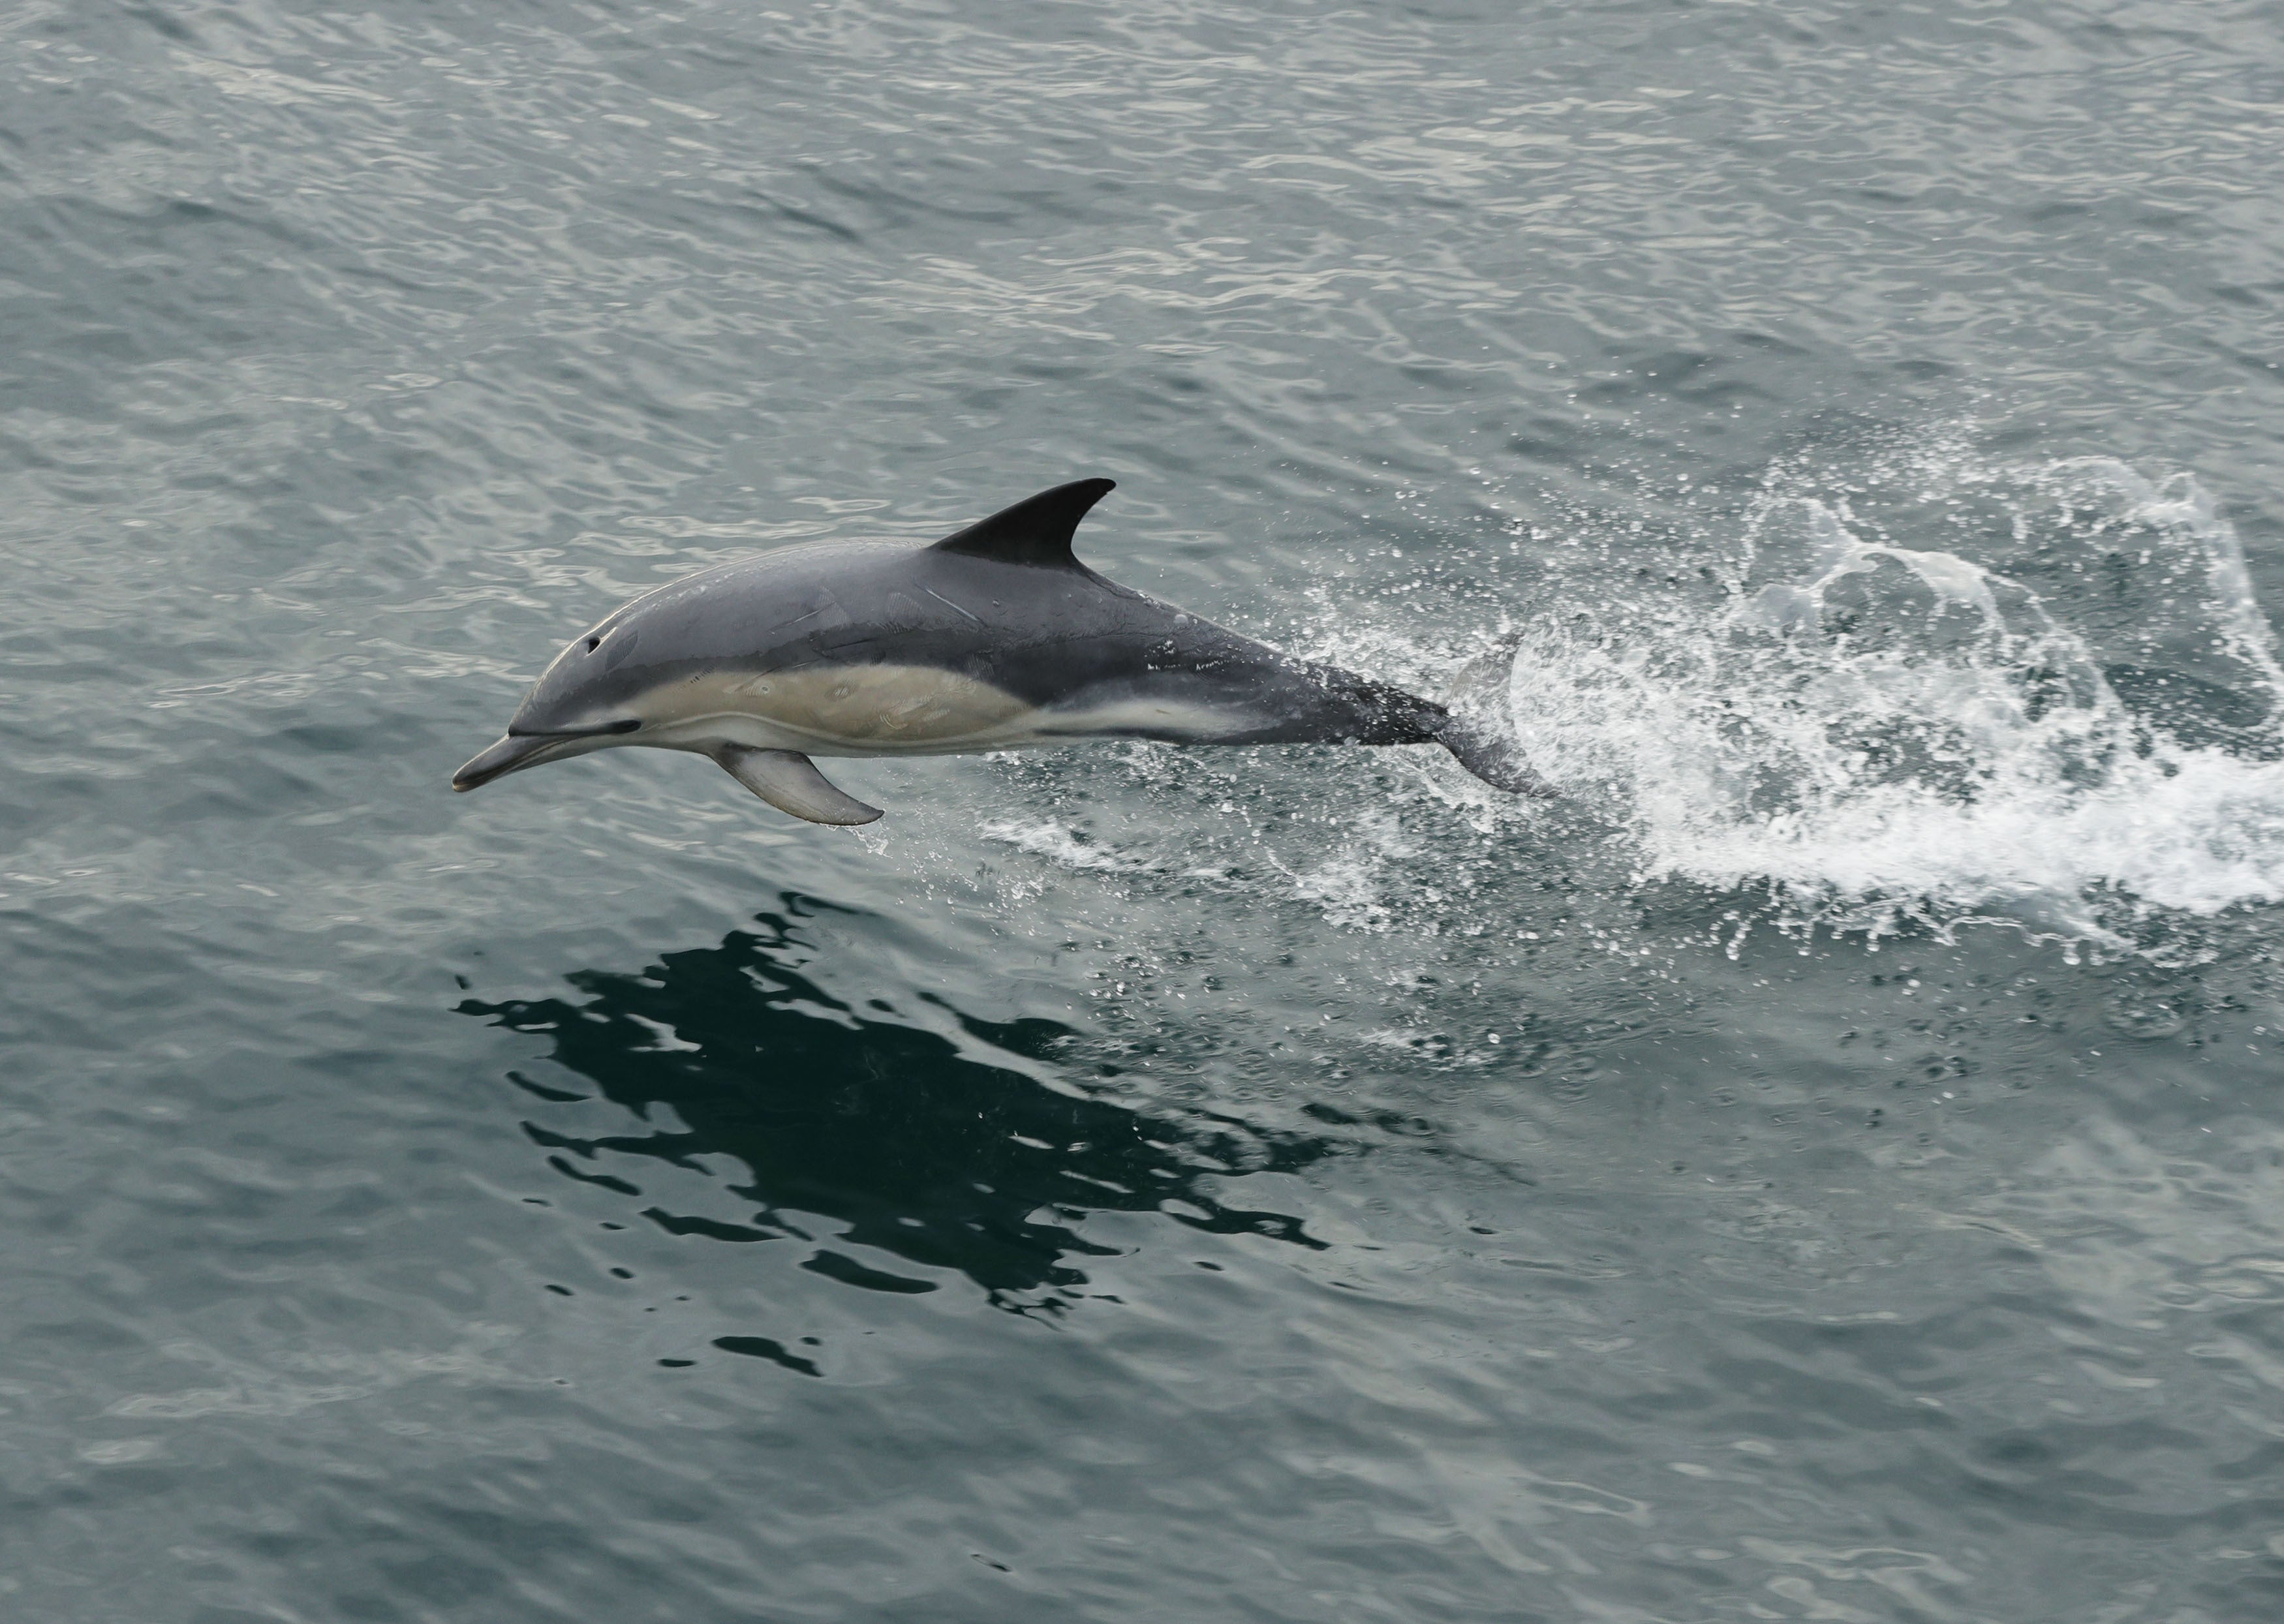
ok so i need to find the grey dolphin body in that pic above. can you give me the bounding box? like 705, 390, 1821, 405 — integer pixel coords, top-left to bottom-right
453, 479, 1547, 823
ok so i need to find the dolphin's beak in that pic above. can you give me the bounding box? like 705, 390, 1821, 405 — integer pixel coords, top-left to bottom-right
453, 733, 564, 792
454, 720, 641, 792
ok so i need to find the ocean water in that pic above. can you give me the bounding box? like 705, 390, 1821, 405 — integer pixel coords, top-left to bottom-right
6, 1, 2284, 1619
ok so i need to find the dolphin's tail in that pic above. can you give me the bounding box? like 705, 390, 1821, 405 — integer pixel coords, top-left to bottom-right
1431, 636, 1560, 798
1436, 712, 1558, 797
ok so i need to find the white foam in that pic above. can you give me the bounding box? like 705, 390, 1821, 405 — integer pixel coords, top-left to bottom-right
1489, 451, 2284, 953
980, 818, 1158, 876
1265, 806, 1416, 930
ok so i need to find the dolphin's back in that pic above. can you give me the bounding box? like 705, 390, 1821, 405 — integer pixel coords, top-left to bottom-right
553, 541, 1441, 752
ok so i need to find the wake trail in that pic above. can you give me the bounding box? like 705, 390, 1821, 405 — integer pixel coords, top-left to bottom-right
1477, 452, 2284, 955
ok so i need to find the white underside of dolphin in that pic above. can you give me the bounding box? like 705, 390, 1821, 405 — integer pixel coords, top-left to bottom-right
452, 479, 1551, 825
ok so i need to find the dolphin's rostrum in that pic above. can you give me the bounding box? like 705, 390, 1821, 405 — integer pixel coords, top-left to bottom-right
452, 479, 1549, 823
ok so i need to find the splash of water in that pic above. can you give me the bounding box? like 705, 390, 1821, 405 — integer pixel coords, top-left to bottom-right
1499, 454, 2284, 955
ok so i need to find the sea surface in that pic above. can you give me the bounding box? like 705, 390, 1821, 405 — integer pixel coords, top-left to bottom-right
6, 2, 2284, 1619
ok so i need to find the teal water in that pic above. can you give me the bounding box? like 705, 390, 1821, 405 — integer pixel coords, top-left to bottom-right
7, 3, 2284, 1618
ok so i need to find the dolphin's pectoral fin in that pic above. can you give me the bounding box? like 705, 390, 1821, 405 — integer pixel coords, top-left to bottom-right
715, 746, 884, 825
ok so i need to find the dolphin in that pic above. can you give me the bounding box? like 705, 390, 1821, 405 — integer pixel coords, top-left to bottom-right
452, 478, 1548, 823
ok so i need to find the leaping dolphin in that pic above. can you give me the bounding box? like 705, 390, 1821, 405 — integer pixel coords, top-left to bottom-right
452, 479, 1547, 824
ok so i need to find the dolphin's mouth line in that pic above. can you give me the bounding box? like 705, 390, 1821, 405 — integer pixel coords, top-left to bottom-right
507, 720, 641, 738
454, 722, 638, 793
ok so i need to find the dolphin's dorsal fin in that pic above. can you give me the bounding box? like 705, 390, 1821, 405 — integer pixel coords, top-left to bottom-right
930, 478, 1115, 568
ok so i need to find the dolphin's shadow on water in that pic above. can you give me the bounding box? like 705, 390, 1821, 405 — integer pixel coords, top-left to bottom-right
459, 898, 1343, 1338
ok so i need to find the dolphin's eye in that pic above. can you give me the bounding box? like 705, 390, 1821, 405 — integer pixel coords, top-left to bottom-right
585, 636, 600, 652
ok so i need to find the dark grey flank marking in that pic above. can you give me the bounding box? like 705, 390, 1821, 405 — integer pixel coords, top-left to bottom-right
452, 479, 1551, 825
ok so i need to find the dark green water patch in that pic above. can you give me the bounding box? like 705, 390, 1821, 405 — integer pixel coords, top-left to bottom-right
460, 899, 1341, 1317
